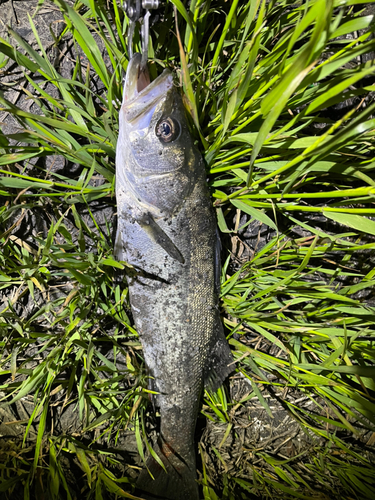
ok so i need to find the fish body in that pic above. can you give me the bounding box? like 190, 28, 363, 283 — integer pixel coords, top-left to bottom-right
115, 54, 232, 500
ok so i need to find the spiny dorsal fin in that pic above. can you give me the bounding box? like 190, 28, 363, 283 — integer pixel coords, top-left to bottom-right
203, 326, 233, 392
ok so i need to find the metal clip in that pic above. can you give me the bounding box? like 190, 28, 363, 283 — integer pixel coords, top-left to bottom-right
124, 0, 160, 69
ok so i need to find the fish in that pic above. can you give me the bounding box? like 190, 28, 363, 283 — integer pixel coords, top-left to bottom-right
115, 53, 233, 500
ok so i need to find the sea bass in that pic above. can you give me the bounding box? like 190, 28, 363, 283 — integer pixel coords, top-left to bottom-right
115, 53, 233, 500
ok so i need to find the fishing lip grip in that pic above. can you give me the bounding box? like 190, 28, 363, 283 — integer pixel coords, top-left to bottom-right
123, 0, 160, 69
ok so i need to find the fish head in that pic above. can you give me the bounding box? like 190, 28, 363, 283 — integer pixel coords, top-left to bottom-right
117, 54, 202, 216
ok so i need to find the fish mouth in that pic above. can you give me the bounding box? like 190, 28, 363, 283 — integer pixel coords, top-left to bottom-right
123, 54, 173, 124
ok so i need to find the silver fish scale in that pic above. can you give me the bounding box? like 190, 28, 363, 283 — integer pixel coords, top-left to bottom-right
127, 176, 217, 418
115, 54, 232, 499
123, 171, 231, 465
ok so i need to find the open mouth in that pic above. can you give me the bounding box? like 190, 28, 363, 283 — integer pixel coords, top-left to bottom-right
124, 53, 151, 100
123, 54, 173, 123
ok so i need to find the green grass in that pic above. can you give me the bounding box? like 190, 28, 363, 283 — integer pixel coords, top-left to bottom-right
1, 0, 375, 498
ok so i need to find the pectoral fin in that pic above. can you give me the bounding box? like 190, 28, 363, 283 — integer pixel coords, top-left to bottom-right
139, 213, 185, 264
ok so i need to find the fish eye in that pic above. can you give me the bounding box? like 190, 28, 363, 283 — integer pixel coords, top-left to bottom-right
156, 117, 180, 143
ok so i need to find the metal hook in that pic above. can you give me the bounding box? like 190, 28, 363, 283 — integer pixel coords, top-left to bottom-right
141, 10, 151, 70
124, 0, 160, 67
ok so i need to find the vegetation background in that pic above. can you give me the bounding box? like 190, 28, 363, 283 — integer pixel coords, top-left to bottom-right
0, 0, 375, 498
